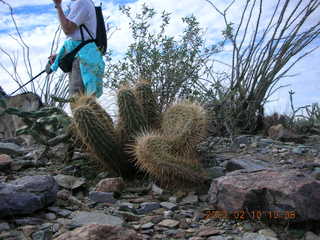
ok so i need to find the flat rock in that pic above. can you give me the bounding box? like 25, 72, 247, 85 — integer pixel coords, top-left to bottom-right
70, 211, 123, 228
160, 202, 177, 210
0, 142, 24, 156
135, 202, 160, 215
89, 191, 117, 204
0, 175, 58, 217
95, 177, 125, 193
242, 232, 278, 240
224, 156, 273, 173
209, 169, 320, 222
53, 224, 142, 240
54, 174, 85, 190
158, 219, 179, 228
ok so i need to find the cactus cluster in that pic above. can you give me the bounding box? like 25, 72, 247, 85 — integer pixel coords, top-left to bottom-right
71, 81, 208, 185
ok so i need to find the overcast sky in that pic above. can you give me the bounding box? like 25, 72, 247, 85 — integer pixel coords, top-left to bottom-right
0, 0, 319, 115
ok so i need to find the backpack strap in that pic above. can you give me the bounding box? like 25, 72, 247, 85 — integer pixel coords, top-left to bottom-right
79, 24, 95, 42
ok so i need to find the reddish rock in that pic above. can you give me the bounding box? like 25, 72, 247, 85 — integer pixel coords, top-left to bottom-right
0, 154, 12, 169
53, 224, 142, 240
95, 177, 125, 193
268, 124, 304, 142
208, 169, 320, 222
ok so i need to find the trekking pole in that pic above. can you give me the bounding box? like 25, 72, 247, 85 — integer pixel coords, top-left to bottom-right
10, 70, 46, 96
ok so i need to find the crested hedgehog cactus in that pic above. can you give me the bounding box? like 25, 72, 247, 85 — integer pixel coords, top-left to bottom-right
134, 80, 161, 130
70, 82, 208, 185
116, 86, 148, 146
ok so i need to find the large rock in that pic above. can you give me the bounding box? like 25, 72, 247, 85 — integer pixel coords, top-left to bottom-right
208, 169, 320, 222
0, 175, 58, 217
53, 224, 142, 240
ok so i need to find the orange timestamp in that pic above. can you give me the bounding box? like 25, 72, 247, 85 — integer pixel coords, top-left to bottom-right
203, 210, 296, 220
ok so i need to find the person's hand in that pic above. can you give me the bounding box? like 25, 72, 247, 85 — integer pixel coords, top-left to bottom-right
53, 0, 62, 7
48, 54, 57, 65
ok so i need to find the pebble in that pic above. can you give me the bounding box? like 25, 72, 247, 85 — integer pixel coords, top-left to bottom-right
45, 213, 56, 221
160, 202, 178, 210
141, 222, 154, 230
89, 191, 117, 204
0, 222, 10, 232
158, 219, 180, 228
304, 231, 320, 240
136, 202, 161, 215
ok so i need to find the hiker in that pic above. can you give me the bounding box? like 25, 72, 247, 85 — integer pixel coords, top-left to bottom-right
46, 0, 105, 98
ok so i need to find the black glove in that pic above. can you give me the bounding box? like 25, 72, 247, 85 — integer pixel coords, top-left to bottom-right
45, 61, 53, 74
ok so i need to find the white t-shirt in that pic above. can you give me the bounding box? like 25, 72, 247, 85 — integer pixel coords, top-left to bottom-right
66, 0, 96, 41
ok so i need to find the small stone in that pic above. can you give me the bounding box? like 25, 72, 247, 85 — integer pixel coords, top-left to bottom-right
160, 202, 177, 210
168, 197, 177, 203
311, 168, 320, 180
158, 219, 179, 228
135, 202, 160, 215
117, 211, 140, 222
45, 212, 57, 221
0, 222, 10, 232
181, 193, 198, 204
89, 191, 117, 204
292, 147, 304, 155
304, 231, 320, 240
119, 202, 135, 212
95, 177, 125, 193
14, 217, 44, 226
152, 184, 163, 195
141, 222, 154, 230
189, 237, 204, 240
32, 229, 53, 240
199, 194, 208, 202
163, 210, 173, 218
258, 229, 277, 238
0, 142, 24, 156
47, 207, 72, 217
207, 237, 227, 240
0, 154, 12, 169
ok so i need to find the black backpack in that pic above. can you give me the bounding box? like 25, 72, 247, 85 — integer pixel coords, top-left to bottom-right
58, 3, 107, 73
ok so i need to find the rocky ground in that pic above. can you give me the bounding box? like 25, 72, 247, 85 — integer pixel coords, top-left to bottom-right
0, 133, 320, 240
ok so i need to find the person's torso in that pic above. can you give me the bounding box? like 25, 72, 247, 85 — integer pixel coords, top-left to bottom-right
67, 0, 96, 41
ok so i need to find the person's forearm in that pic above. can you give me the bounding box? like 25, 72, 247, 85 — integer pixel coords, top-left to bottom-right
55, 4, 75, 35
